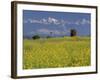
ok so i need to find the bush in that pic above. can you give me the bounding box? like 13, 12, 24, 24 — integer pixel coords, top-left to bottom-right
32, 35, 40, 40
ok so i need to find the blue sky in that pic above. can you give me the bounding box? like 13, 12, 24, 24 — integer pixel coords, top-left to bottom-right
23, 10, 91, 38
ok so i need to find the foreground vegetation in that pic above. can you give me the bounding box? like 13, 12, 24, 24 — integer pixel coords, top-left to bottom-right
23, 37, 91, 69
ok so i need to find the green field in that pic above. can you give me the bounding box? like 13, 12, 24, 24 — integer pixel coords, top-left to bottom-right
23, 37, 91, 69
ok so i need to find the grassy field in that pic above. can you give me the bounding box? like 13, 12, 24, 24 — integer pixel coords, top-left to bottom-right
23, 37, 91, 69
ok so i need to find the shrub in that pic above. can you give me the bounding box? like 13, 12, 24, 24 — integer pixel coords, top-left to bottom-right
32, 35, 40, 40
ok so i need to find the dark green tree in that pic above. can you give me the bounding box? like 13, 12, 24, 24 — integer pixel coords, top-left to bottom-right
32, 35, 40, 40
70, 29, 77, 37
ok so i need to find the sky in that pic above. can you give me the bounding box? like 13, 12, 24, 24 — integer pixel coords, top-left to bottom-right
23, 10, 91, 38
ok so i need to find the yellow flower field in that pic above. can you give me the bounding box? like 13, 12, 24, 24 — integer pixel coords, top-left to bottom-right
23, 37, 90, 69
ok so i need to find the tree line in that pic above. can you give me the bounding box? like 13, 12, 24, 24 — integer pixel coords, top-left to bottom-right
32, 29, 77, 40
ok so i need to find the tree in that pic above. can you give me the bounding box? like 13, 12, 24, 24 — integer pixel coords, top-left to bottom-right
32, 35, 40, 40
70, 29, 77, 37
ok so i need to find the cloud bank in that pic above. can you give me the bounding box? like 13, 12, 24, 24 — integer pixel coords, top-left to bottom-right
24, 17, 90, 26
37, 28, 61, 35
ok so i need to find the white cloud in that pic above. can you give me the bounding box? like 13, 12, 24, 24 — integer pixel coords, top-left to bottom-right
37, 29, 50, 34
81, 18, 90, 25
28, 19, 43, 24
24, 17, 90, 26
74, 21, 80, 25
42, 18, 49, 24
37, 28, 61, 35
27, 17, 61, 25
53, 30, 61, 35
48, 17, 60, 25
